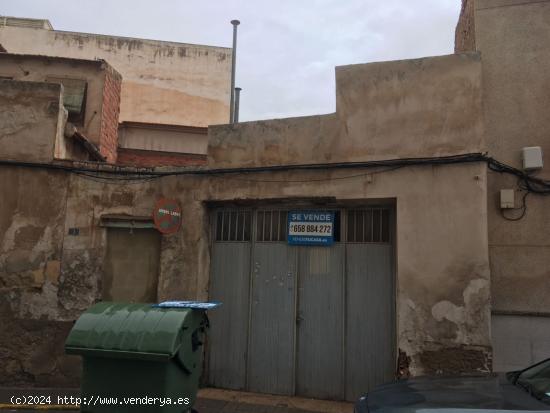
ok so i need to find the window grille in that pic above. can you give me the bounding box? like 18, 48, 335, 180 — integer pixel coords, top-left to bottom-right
347, 209, 390, 243
256, 210, 287, 242
215, 210, 251, 242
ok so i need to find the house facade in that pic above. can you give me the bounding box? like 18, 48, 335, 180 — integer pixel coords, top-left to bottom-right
0, 0, 549, 402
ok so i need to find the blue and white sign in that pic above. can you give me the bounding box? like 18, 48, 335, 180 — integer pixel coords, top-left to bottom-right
288, 210, 335, 246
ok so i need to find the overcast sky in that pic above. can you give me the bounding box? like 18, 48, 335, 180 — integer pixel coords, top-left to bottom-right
3, 0, 460, 122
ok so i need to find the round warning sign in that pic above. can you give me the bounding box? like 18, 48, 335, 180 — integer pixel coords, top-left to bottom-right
153, 198, 182, 234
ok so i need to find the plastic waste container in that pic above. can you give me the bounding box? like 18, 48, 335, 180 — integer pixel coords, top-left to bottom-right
65, 302, 209, 413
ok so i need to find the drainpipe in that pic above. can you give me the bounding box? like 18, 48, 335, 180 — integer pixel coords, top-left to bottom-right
234, 87, 242, 123
229, 19, 240, 124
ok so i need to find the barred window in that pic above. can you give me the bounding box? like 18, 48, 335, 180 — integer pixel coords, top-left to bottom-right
256, 210, 287, 242
215, 210, 252, 242
347, 209, 390, 243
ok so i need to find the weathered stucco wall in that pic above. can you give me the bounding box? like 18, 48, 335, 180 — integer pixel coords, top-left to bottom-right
0, 50, 490, 384
0, 54, 106, 147
0, 163, 491, 384
208, 53, 484, 168
0, 25, 232, 127
335, 53, 484, 161
0, 79, 64, 163
475, 0, 550, 313
0, 167, 80, 386
40, 161, 489, 380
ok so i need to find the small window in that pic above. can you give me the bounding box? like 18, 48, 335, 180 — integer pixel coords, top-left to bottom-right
46, 77, 87, 125
347, 209, 390, 243
256, 210, 287, 242
215, 210, 251, 242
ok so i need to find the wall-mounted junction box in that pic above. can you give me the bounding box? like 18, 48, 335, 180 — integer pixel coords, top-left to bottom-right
500, 189, 515, 209
522, 146, 543, 170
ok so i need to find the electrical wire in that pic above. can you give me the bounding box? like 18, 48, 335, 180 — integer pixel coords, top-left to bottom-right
207, 165, 405, 183
0, 153, 488, 180
1, 154, 550, 222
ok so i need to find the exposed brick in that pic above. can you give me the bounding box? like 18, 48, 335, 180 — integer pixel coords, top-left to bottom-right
98, 64, 122, 164
419, 345, 491, 375
455, 0, 476, 53
117, 148, 207, 167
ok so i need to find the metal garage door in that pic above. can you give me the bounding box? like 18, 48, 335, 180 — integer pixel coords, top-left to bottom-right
207, 207, 395, 401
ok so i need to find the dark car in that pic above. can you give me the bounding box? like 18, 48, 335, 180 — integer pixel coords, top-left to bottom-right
354, 358, 550, 412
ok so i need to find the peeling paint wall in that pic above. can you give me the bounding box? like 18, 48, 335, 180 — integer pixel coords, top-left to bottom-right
0, 55, 106, 147
0, 52, 491, 385
46, 162, 490, 380
0, 26, 231, 127
0, 167, 79, 386
0, 79, 64, 163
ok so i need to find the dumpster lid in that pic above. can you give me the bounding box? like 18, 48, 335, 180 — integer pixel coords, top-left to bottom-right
65, 302, 204, 360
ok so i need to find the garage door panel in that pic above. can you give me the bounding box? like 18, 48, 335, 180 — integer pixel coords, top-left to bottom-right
208, 207, 395, 401
208, 242, 250, 389
345, 244, 394, 400
247, 243, 296, 395
296, 245, 344, 399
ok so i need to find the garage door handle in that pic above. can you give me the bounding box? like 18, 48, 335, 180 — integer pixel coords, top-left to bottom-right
296, 315, 304, 324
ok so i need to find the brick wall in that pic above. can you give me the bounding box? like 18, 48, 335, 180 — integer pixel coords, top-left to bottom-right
99, 64, 122, 163
117, 148, 207, 167
455, 0, 476, 53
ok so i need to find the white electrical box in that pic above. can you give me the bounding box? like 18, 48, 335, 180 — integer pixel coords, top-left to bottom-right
522, 146, 543, 170
500, 189, 515, 209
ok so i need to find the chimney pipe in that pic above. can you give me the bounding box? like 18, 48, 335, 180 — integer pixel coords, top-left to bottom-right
229, 19, 240, 124
234, 87, 242, 123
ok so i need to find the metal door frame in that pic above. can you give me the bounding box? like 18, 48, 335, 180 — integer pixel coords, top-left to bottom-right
207, 200, 397, 399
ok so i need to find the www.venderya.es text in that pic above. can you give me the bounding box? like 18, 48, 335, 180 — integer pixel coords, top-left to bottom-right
10, 395, 190, 407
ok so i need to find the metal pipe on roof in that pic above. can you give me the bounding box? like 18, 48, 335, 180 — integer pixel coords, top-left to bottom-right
229, 19, 240, 124
234, 87, 242, 123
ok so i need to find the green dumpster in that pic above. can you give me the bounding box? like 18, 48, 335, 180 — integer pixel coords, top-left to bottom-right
65, 302, 209, 413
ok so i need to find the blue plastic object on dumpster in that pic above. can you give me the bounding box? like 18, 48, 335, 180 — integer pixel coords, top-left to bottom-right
154, 301, 222, 310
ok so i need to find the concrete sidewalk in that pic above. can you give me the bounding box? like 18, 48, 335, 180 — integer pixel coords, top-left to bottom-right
0, 387, 353, 413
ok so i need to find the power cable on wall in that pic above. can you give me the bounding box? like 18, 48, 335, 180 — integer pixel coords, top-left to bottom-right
1, 154, 549, 221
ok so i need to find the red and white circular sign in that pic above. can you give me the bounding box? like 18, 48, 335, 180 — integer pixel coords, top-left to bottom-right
152, 198, 182, 234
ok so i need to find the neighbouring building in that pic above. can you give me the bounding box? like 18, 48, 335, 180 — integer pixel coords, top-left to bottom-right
456, 0, 550, 372
0, 16, 232, 166
0, 0, 549, 402
0, 16, 232, 127
0, 53, 121, 162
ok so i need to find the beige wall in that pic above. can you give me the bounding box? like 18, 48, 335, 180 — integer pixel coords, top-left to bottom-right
118, 123, 208, 155
0, 25, 232, 127
0, 54, 107, 147
209, 53, 484, 168
0, 79, 65, 163
48, 161, 489, 379
0, 50, 491, 383
475, 0, 550, 313
0, 166, 74, 386
206, 52, 490, 374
